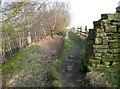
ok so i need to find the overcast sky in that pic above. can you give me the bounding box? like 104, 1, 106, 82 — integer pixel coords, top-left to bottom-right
1, 0, 120, 28
69, 0, 120, 28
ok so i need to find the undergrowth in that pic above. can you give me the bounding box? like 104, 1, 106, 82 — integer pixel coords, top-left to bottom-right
89, 64, 120, 88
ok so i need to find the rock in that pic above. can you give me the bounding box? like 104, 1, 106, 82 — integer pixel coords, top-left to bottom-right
105, 25, 117, 33
96, 28, 104, 33
95, 37, 102, 44
103, 56, 119, 62
101, 14, 116, 20
102, 37, 108, 44
89, 59, 100, 64
107, 33, 120, 40
96, 32, 107, 37
116, 6, 120, 12
93, 45, 109, 49
100, 20, 110, 26
109, 43, 119, 48
67, 65, 72, 71
95, 53, 102, 57
69, 54, 74, 59
108, 48, 119, 54
95, 57, 101, 60
118, 28, 120, 33
108, 39, 119, 43
94, 49, 107, 53
113, 54, 120, 57
93, 21, 101, 28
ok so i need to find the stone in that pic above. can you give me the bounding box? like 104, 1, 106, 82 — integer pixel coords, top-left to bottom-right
94, 49, 107, 53
96, 32, 107, 37
93, 21, 100, 26
108, 48, 119, 54
100, 20, 110, 26
89, 59, 100, 64
105, 53, 113, 58
110, 20, 120, 25
108, 39, 119, 43
109, 43, 119, 48
95, 37, 102, 44
105, 25, 117, 33
93, 45, 109, 49
103, 56, 119, 62
95, 57, 101, 60
102, 37, 108, 44
113, 54, 120, 57
101, 14, 115, 20
96, 28, 104, 33
93, 21, 101, 28
95, 53, 102, 57
118, 28, 120, 33
107, 33, 120, 39
116, 6, 120, 12
116, 13, 120, 20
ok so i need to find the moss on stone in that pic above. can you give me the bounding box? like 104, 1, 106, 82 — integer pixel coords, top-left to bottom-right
95, 37, 102, 44
93, 45, 109, 49
105, 26, 117, 33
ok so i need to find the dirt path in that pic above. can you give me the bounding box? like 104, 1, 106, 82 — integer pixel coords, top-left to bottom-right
58, 43, 80, 87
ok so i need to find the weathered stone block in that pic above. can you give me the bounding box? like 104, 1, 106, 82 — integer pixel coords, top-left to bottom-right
116, 6, 120, 12
105, 53, 113, 58
95, 53, 102, 57
102, 37, 108, 44
108, 39, 119, 43
118, 28, 120, 33
103, 56, 119, 62
113, 54, 120, 58
101, 14, 115, 20
107, 33, 120, 39
89, 59, 100, 64
109, 43, 119, 48
95, 56, 102, 60
96, 28, 104, 33
94, 49, 107, 53
110, 20, 120, 26
100, 19, 110, 26
105, 25, 117, 33
108, 48, 119, 54
96, 32, 107, 37
93, 44, 109, 49
95, 37, 102, 44
93, 21, 100, 27
116, 12, 120, 20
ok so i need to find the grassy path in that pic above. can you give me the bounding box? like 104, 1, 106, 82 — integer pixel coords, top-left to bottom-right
58, 43, 81, 87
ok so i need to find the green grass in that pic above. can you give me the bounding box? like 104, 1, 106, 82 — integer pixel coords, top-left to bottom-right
2, 46, 41, 75
91, 64, 120, 87
69, 31, 81, 42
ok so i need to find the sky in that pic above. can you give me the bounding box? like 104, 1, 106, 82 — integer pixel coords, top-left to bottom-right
69, 0, 120, 28
1, 0, 120, 28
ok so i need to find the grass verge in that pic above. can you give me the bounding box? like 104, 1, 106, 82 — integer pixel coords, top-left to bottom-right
2, 46, 41, 76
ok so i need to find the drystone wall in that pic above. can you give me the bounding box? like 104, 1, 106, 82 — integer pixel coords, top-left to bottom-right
86, 6, 120, 67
